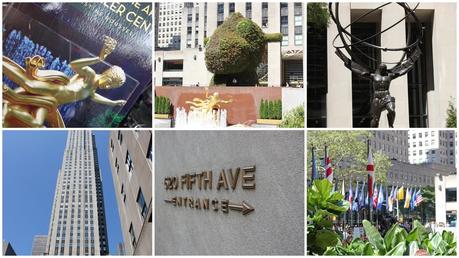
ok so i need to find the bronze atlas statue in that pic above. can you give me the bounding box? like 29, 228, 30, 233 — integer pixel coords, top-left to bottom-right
329, 3, 424, 127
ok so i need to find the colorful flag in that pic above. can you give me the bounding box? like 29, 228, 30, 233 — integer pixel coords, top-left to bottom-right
410, 188, 417, 210
415, 189, 424, 206
388, 185, 394, 212
311, 147, 318, 181
377, 184, 384, 211
397, 186, 405, 200
373, 183, 379, 209
367, 148, 375, 199
404, 187, 412, 209
352, 181, 359, 211
324, 146, 333, 183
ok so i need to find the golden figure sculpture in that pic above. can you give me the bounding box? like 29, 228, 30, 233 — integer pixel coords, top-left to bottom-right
186, 88, 232, 114
3, 36, 127, 127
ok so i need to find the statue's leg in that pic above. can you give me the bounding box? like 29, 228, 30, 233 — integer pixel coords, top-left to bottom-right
3, 60, 29, 87
386, 97, 396, 128
4, 104, 47, 128
370, 98, 382, 128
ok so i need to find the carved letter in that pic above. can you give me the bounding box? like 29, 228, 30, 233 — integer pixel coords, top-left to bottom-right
195, 198, 201, 209
181, 174, 188, 190
202, 171, 212, 190
188, 173, 196, 190
242, 166, 256, 189
229, 168, 240, 190
196, 173, 203, 190
211, 198, 219, 211
221, 199, 229, 213
202, 198, 210, 210
217, 169, 229, 190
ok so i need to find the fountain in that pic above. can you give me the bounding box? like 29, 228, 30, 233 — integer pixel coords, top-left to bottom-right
175, 107, 227, 128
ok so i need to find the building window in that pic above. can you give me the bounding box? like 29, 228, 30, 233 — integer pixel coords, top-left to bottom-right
262, 2, 268, 28
118, 131, 123, 145
136, 188, 148, 220
125, 150, 134, 178
446, 188, 457, 202
280, 3, 288, 46
217, 3, 224, 26
245, 3, 252, 19
129, 223, 137, 248
229, 2, 235, 14
294, 3, 303, 46
147, 137, 152, 161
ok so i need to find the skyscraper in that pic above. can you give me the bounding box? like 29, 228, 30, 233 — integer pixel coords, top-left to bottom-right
45, 131, 109, 255
31, 235, 47, 255
109, 130, 152, 255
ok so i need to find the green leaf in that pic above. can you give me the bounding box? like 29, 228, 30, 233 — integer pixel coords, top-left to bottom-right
363, 220, 386, 254
383, 224, 398, 250
386, 241, 406, 256
409, 241, 419, 256
315, 229, 341, 253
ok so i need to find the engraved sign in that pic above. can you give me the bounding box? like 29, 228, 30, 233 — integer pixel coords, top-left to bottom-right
164, 165, 256, 216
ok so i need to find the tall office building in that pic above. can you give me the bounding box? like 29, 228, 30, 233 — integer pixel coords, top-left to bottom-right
109, 131, 152, 255
370, 130, 409, 162
408, 130, 456, 167
45, 131, 109, 256
155, 2, 304, 87
31, 235, 47, 255
156, 2, 183, 49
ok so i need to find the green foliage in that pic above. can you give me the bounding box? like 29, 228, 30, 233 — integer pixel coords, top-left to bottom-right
307, 3, 329, 30
88, 108, 124, 127
264, 33, 283, 42
155, 96, 171, 115
446, 99, 456, 128
306, 131, 391, 183
203, 37, 209, 46
259, 99, 282, 119
322, 219, 456, 256
279, 105, 304, 128
205, 12, 281, 86
307, 179, 349, 255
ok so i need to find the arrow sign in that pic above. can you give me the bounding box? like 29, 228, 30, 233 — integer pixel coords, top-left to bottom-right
228, 201, 254, 215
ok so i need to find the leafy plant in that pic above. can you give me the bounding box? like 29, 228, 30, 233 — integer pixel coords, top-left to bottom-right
446, 99, 456, 128
307, 3, 329, 30
259, 99, 282, 119
323, 219, 456, 256
307, 179, 349, 255
279, 105, 304, 128
155, 96, 171, 115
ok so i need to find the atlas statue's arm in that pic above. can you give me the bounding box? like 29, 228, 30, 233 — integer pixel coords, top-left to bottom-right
91, 93, 126, 106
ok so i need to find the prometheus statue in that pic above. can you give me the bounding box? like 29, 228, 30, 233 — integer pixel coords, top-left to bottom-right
3, 36, 127, 128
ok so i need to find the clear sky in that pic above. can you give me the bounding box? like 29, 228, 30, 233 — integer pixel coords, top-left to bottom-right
3, 130, 123, 255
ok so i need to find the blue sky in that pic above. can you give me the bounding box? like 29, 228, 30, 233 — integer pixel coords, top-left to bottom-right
3, 130, 123, 255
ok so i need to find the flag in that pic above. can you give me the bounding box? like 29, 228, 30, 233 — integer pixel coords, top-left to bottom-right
324, 146, 333, 183
311, 147, 318, 181
358, 181, 365, 209
404, 187, 412, 209
352, 181, 359, 211
365, 190, 369, 206
367, 148, 375, 199
410, 188, 417, 211
397, 186, 405, 200
377, 184, 384, 211
373, 183, 379, 209
348, 179, 353, 210
388, 185, 394, 212
415, 189, 424, 206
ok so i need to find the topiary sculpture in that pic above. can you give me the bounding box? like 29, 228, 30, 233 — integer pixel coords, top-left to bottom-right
205, 12, 282, 86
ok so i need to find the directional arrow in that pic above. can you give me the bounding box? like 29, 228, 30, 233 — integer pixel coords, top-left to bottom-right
228, 201, 254, 215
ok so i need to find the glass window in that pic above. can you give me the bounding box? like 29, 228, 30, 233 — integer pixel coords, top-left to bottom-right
446, 188, 457, 202
136, 188, 148, 220
129, 223, 137, 248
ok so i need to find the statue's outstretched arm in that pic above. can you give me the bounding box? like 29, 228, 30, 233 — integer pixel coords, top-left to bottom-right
91, 93, 126, 106
70, 57, 101, 74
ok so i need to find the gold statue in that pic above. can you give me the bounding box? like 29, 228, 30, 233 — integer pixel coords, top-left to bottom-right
185, 88, 232, 114
3, 36, 127, 127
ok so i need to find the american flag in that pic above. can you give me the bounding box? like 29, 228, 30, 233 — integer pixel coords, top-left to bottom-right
415, 189, 424, 206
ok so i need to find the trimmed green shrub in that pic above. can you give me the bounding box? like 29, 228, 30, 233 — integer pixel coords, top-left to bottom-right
155, 96, 171, 115
259, 99, 282, 119
205, 12, 281, 86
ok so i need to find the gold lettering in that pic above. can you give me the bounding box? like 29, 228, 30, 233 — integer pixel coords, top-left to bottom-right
141, 4, 152, 16
202, 171, 212, 190
221, 199, 229, 213
217, 169, 229, 190
229, 168, 240, 190
132, 2, 141, 9
242, 165, 256, 189
202, 198, 209, 210
211, 198, 219, 211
